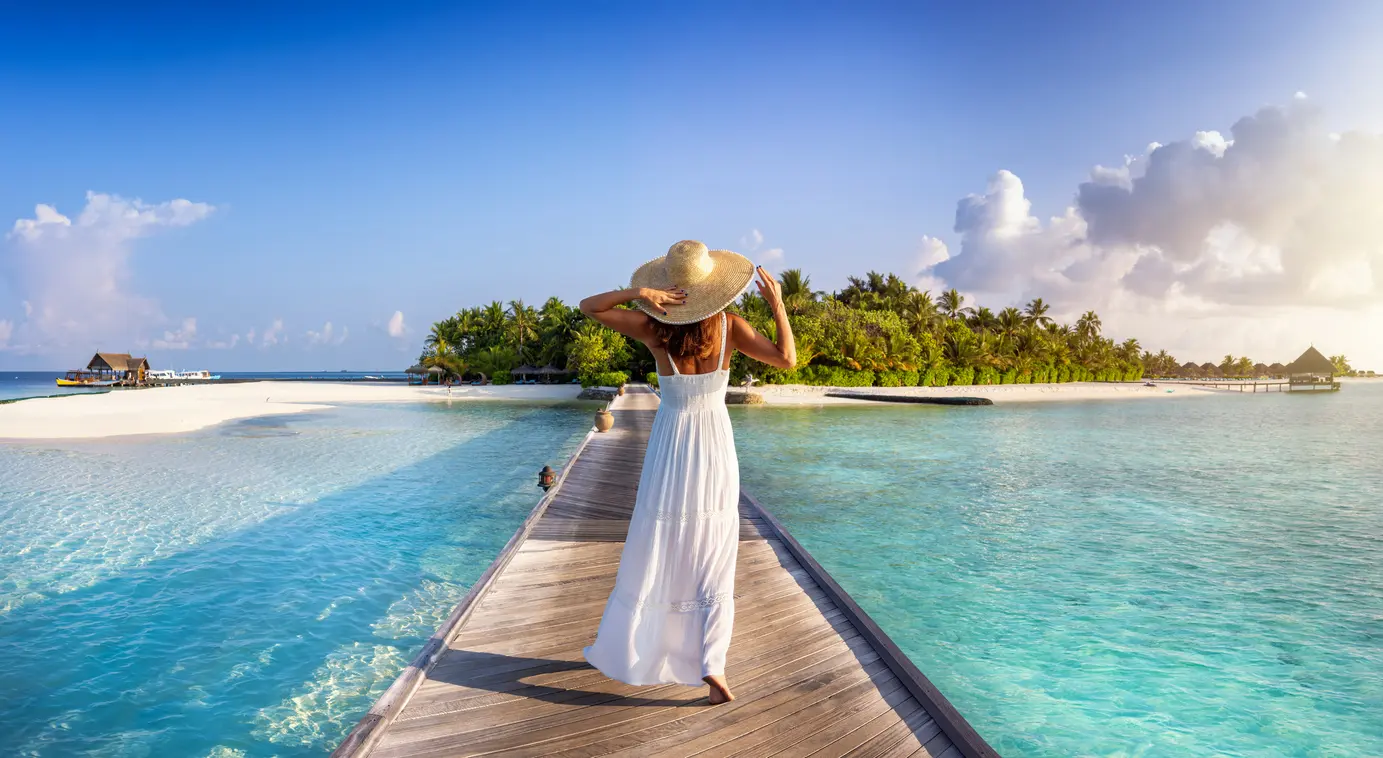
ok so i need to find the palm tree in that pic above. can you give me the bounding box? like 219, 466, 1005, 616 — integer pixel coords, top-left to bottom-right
1234, 355, 1254, 377
480, 301, 507, 346
997, 307, 1025, 340
424, 323, 448, 351
779, 268, 820, 314
1117, 338, 1141, 365
506, 299, 539, 359
839, 332, 886, 371
968, 307, 999, 334
1076, 311, 1102, 343
469, 345, 518, 383
421, 333, 467, 383
939, 288, 969, 321
898, 290, 939, 337
1024, 297, 1054, 328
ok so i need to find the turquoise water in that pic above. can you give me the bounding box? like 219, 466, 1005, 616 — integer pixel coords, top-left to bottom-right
0, 402, 592, 757
0, 373, 411, 403
733, 383, 1383, 757
0, 372, 104, 402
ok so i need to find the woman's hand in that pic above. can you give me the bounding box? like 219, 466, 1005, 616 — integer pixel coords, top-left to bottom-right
639, 286, 687, 315
755, 267, 785, 313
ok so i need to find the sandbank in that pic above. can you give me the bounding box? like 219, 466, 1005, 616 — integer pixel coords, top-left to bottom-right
0, 382, 584, 441
743, 381, 1227, 406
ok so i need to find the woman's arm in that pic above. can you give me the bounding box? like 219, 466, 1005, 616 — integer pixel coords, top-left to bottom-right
730, 267, 797, 370
578, 287, 686, 341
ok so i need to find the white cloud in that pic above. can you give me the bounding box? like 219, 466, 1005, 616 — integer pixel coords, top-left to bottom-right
206, 334, 240, 349
3, 192, 214, 352
920, 97, 1383, 367
913, 236, 951, 292
261, 319, 285, 347
152, 317, 198, 350
246, 328, 257, 345
305, 321, 348, 346
740, 229, 785, 265
387, 311, 407, 338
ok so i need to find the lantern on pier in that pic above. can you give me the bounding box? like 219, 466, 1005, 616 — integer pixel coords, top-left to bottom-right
538, 465, 557, 490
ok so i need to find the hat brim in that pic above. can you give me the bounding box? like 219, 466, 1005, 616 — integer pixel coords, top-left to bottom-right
629, 249, 756, 325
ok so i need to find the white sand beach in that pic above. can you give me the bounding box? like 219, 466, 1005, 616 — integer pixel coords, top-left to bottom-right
0, 382, 584, 440
0, 379, 1233, 441
744, 381, 1228, 406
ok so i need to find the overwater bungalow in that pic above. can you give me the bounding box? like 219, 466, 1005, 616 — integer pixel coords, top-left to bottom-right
1284, 346, 1340, 391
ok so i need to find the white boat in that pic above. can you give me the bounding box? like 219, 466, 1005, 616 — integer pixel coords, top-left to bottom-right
148, 370, 177, 381
175, 370, 220, 381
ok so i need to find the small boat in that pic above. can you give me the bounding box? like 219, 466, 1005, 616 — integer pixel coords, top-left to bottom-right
56, 370, 117, 387
148, 370, 177, 381
175, 370, 220, 381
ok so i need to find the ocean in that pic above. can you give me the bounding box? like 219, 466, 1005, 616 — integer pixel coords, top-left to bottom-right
2, 383, 1380, 755
0, 372, 412, 404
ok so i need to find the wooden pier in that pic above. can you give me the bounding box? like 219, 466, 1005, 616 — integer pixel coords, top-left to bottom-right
334, 385, 996, 758
1159, 379, 1339, 393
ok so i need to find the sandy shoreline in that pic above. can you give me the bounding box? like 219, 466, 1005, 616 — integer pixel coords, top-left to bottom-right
0, 382, 586, 440
0, 379, 1231, 441
745, 381, 1227, 406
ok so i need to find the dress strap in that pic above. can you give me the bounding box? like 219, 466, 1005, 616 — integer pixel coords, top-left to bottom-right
665, 345, 679, 376
717, 312, 728, 371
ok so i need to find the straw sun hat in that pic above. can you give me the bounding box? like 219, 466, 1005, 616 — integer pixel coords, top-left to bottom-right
630, 240, 756, 325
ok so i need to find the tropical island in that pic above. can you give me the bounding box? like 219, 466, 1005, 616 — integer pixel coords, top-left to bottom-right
418, 269, 1360, 388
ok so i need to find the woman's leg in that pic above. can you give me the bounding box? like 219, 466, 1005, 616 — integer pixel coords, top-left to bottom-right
703, 674, 735, 704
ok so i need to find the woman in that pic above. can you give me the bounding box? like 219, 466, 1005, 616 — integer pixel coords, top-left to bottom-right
579, 240, 796, 705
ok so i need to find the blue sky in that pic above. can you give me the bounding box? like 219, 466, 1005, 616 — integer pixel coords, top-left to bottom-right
3, 1, 1382, 370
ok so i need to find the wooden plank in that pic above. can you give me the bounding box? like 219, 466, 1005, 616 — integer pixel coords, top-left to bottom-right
338, 385, 987, 758
743, 493, 999, 758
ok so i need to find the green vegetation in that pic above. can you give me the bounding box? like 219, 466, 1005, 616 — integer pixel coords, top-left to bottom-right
420, 268, 1273, 387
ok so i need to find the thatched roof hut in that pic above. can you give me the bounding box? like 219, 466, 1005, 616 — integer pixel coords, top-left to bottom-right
1285, 347, 1335, 376
1253, 362, 1269, 377
1200, 362, 1221, 377
87, 353, 149, 380
1268, 362, 1287, 376
1181, 361, 1202, 377
405, 364, 427, 375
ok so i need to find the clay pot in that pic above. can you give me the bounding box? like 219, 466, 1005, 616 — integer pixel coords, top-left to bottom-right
594, 409, 614, 433
617, 385, 626, 396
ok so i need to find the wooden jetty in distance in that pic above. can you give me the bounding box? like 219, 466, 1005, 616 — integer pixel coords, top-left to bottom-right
335, 385, 997, 758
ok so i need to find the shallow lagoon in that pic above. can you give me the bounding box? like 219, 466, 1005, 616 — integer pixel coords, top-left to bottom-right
0, 402, 591, 756
733, 382, 1383, 756
3, 385, 1381, 756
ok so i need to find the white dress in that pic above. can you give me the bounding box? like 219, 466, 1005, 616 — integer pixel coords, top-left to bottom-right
583, 312, 740, 686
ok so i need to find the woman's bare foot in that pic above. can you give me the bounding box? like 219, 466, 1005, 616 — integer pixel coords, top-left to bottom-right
703, 674, 735, 705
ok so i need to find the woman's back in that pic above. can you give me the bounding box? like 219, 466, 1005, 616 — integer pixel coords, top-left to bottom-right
656, 313, 732, 407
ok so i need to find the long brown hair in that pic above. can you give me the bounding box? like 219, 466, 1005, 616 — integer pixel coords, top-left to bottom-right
653, 314, 721, 360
